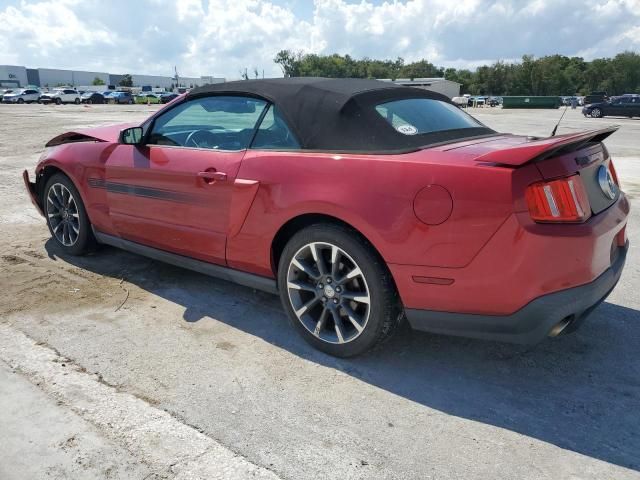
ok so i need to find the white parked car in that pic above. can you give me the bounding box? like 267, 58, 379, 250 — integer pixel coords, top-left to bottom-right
39, 88, 81, 105
2, 88, 41, 104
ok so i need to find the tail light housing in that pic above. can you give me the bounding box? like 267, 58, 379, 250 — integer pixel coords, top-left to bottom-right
526, 175, 591, 223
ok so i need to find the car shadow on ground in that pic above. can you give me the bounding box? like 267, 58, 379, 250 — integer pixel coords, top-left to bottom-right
46, 241, 640, 472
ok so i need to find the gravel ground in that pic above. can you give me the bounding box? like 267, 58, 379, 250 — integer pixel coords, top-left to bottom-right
1, 103, 639, 479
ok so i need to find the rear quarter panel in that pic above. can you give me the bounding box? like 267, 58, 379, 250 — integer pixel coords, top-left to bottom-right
227, 149, 536, 277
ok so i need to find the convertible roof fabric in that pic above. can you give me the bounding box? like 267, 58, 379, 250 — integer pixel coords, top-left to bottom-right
187, 77, 494, 152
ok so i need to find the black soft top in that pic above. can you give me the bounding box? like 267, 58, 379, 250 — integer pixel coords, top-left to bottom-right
187, 77, 494, 152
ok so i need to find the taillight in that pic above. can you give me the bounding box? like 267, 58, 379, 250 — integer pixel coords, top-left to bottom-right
608, 160, 620, 188
526, 175, 591, 223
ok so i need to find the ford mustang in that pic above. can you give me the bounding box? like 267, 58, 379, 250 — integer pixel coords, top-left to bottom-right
23, 78, 629, 357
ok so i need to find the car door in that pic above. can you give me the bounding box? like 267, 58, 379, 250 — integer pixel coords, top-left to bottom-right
104, 94, 268, 265
626, 97, 640, 116
608, 97, 627, 116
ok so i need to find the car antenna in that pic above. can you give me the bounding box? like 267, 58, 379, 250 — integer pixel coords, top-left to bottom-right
550, 104, 569, 137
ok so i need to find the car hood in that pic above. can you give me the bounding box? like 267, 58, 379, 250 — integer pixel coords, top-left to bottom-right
45, 123, 137, 147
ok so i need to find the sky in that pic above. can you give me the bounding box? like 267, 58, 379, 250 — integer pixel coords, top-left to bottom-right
0, 0, 639, 80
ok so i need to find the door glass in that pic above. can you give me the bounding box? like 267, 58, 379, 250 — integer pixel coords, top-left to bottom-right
148, 95, 267, 150
251, 105, 300, 149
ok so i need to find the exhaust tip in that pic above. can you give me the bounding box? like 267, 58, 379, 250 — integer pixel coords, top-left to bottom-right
548, 315, 574, 338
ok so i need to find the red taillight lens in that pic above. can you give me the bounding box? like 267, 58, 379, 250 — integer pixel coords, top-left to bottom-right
526, 175, 591, 223
608, 160, 620, 188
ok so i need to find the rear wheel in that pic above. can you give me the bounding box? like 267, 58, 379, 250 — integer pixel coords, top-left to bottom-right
278, 224, 402, 357
44, 173, 96, 255
74, 98, 80, 105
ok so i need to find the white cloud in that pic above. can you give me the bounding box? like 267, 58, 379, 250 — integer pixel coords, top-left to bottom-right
0, 0, 638, 79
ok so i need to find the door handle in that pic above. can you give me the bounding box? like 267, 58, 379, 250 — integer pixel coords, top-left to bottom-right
197, 170, 227, 183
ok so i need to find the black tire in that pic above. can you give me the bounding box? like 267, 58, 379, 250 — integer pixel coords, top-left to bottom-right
43, 173, 96, 255
74, 98, 80, 105
277, 223, 402, 357
55, 98, 62, 105
17, 98, 24, 104
591, 108, 602, 118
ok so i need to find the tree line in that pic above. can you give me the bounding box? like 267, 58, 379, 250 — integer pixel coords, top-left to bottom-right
274, 50, 640, 96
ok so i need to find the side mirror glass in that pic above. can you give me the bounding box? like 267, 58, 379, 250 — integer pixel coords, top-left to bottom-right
121, 127, 143, 145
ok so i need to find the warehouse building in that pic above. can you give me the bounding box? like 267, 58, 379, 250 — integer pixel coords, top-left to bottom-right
379, 77, 461, 99
0, 64, 223, 89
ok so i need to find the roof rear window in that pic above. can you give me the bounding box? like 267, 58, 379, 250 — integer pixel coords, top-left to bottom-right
375, 98, 481, 136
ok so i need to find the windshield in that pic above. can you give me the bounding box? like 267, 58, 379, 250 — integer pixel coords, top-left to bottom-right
375, 98, 482, 136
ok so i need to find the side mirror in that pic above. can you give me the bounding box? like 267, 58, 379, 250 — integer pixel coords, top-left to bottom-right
120, 127, 144, 145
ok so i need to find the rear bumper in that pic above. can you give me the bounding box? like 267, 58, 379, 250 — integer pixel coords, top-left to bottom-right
405, 242, 628, 343
22, 170, 44, 216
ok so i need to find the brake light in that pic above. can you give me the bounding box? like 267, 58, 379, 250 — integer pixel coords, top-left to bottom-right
526, 175, 591, 223
608, 160, 620, 188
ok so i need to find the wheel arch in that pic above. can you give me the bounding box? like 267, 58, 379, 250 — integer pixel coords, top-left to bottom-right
270, 213, 390, 279
36, 162, 92, 223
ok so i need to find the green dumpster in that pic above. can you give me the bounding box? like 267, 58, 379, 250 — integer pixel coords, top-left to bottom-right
502, 96, 562, 109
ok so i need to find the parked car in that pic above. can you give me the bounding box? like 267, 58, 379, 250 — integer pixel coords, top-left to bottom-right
584, 91, 608, 105
81, 91, 105, 104
135, 93, 162, 104
1, 88, 15, 101
467, 96, 486, 107
22, 78, 629, 357
39, 88, 81, 105
159, 92, 180, 104
2, 88, 41, 103
582, 94, 640, 118
107, 91, 133, 104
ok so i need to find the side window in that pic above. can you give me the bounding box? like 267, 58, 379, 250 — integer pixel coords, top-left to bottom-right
251, 105, 300, 150
148, 96, 267, 151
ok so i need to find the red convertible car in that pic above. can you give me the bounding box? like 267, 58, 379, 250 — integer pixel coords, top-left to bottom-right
23, 78, 629, 357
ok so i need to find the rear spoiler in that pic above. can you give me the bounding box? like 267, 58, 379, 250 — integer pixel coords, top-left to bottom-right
474, 126, 618, 166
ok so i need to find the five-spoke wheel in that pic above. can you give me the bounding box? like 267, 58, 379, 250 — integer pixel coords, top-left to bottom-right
47, 182, 80, 247
278, 223, 402, 357
44, 173, 95, 255
287, 242, 371, 345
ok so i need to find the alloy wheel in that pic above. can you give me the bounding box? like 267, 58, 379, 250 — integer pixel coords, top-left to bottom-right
286, 242, 371, 344
47, 183, 80, 246
591, 108, 601, 118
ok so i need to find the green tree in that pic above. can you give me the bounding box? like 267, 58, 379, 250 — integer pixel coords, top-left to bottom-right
272, 51, 640, 96
92, 77, 105, 86
119, 74, 133, 87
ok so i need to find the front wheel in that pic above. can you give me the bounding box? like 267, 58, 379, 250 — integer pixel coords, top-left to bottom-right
55, 98, 62, 105
44, 173, 96, 255
278, 224, 402, 357
17, 98, 24, 104
591, 108, 602, 118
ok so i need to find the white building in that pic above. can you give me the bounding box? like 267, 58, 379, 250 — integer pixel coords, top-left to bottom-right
0, 65, 29, 88
38, 68, 110, 88
0, 64, 224, 89
379, 78, 461, 99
